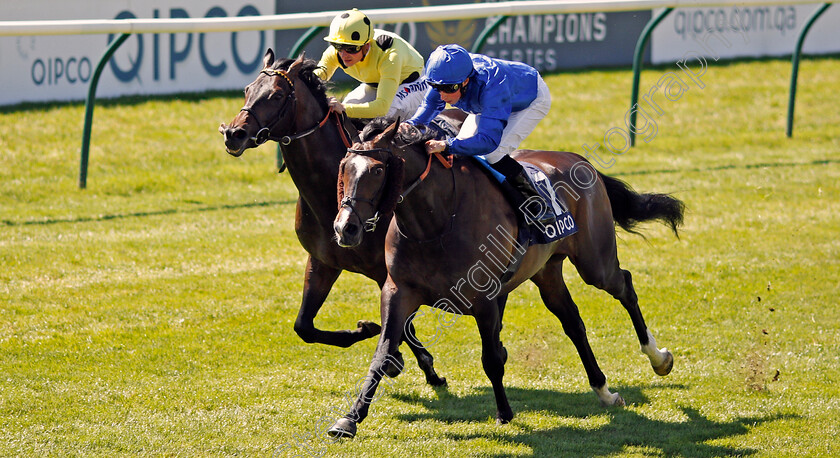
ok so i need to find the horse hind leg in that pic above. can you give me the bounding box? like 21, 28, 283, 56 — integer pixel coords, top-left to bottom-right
532, 262, 624, 407
618, 270, 673, 376
578, 255, 673, 377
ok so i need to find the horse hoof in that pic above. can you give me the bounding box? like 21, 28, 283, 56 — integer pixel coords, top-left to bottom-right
327, 418, 357, 439
356, 320, 381, 338
428, 376, 448, 387
653, 350, 674, 376
599, 393, 625, 407
384, 351, 404, 378
496, 411, 514, 425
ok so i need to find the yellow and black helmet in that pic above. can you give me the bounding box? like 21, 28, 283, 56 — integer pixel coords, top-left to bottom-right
324, 9, 372, 46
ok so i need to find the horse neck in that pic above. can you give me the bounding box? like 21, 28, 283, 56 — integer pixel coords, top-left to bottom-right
393, 148, 457, 241
282, 88, 345, 222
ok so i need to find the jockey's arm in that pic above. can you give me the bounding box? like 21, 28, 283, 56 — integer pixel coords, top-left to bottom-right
343, 57, 402, 118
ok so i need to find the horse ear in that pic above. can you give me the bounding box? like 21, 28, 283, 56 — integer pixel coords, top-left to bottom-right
287, 53, 306, 78
377, 118, 401, 146
263, 49, 275, 69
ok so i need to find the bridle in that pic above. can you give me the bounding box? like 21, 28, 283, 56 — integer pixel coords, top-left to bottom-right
339, 148, 392, 233
341, 146, 454, 233
239, 67, 352, 148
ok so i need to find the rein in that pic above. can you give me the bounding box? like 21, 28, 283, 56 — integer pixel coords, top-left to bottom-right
393, 150, 458, 243
278, 107, 351, 147
399, 151, 453, 203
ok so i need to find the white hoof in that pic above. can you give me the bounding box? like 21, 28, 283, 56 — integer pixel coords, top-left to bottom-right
652, 349, 674, 376
593, 385, 625, 407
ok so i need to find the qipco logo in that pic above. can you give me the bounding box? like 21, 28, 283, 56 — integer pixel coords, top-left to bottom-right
31, 56, 93, 86
109, 5, 266, 83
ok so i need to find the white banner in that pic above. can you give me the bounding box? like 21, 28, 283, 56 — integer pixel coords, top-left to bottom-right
651, 4, 840, 64
0, 0, 272, 106
2, 1, 838, 105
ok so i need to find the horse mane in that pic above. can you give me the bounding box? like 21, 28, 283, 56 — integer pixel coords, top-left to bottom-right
271, 57, 331, 113
360, 117, 437, 147
360, 117, 395, 142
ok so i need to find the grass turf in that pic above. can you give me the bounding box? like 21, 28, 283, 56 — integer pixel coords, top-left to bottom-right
1, 56, 839, 457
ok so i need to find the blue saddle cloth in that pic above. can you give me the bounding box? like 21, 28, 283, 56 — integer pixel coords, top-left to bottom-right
473, 157, 578, 247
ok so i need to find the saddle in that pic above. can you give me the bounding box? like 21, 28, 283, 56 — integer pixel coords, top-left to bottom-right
414, 118, 577, 247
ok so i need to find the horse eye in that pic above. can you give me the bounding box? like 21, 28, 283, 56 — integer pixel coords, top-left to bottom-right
373, 166, 384, 176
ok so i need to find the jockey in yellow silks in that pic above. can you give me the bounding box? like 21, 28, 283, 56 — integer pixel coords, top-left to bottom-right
314, 9, 427, 120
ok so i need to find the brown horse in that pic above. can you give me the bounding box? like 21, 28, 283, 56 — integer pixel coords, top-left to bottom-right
329, 118, 685, 438
219, 50, 451, 385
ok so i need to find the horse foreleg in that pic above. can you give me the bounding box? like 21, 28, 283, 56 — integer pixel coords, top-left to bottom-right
328, 280, 420, 439
293, 256, 381, 348
402, 317, 447, 386
474, 301, 513, 424
532, 262, 624, 407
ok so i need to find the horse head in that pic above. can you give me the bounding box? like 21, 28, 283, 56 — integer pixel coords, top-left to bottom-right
333, 119, 407, 248
219, 49, 327, 157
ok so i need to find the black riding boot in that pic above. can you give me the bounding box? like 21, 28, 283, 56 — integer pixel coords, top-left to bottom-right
490, 156, 555, 226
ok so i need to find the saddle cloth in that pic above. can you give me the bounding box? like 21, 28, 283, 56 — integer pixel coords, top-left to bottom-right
472, 157, 578, 246
519, 162, 578, 245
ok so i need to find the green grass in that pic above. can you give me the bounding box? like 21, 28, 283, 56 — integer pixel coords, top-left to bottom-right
2, 56, 839, 457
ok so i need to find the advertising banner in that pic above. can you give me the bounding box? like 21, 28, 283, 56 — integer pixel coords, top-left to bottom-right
1, 0, 273, 106
274, 0, 651, 75
2, 1, 838, 106
651, 4, 840, 64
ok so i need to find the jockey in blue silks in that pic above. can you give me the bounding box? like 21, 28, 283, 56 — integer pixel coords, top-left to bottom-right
403, 44, 552, 222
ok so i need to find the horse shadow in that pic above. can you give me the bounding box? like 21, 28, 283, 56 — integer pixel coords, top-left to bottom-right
388, 384, 794, 457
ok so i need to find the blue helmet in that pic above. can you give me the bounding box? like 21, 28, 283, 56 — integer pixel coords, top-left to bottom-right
426, 44, 474, 85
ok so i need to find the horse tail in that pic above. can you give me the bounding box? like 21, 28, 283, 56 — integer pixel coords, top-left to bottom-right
598, 172, 685, 238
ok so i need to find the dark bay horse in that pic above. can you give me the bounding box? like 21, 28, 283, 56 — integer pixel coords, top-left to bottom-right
218, 50, 449, 385
329, 119, 685, 438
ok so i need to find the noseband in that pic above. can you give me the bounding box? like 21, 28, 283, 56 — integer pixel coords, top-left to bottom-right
341, 146, 454, 233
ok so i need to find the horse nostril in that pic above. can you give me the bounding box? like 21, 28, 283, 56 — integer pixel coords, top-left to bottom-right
230, 128, 247, 141
344, 223, 359, 237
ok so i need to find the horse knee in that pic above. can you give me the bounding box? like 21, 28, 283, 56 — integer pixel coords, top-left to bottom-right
561, 319, 587, 341
294, 321, 317, 343
481, 349, 507, 377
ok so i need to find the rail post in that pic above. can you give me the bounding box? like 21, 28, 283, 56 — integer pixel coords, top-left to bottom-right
787, 3, 831, 138
79, 33, 130, 189
471, 15, 509, 53
629, 8, 673, 147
